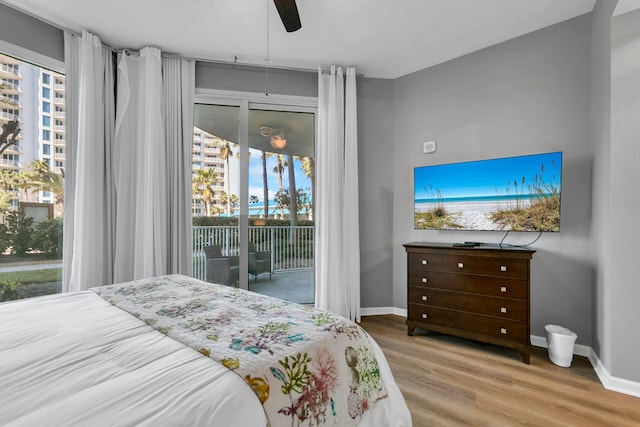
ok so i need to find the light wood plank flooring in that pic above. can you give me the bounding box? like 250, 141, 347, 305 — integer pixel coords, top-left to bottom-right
359, 315, 640, 427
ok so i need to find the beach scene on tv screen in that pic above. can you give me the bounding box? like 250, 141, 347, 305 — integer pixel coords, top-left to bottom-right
414, 152, 562, 232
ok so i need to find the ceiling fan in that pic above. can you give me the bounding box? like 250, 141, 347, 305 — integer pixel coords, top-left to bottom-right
273, 0, 302, 32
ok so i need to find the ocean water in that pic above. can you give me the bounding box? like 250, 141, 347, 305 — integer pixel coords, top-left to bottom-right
415, 193, 554, 204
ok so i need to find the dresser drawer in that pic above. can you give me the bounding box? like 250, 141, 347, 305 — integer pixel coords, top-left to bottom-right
408, 270, 528, 299
407, 252, 442, 271
408, 304, 528, 342
408, 286, 527, 322
440, 254, 528, 278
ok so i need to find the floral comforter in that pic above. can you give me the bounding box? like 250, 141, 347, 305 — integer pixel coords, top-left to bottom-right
92, 274, 387, 426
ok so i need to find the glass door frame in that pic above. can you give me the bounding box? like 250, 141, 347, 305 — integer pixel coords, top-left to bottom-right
194, 89, 317, 291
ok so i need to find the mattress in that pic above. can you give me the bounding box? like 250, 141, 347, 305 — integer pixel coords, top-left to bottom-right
1, 274, 410, 426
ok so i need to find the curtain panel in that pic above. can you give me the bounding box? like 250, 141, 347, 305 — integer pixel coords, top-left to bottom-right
315, 66, 360, 322
63, 31, 194, 291
63, 31, 115, 292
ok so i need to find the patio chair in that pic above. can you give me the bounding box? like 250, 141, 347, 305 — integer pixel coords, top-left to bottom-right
248, 242, 272, 281
204, 245, 239, 287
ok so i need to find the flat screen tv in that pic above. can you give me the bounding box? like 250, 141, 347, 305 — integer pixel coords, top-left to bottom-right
414, 151, 562, 232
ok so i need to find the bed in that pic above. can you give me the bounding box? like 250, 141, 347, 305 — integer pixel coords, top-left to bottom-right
1, 274, 411, 426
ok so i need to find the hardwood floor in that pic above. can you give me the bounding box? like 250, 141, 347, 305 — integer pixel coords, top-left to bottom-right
359, 315, 640, 427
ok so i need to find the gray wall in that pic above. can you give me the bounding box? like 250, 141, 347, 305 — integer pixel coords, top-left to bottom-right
590, 0, 617, 377
196, 62, 317, 97
389, 15, 594, 343
0, 3, 63, 61
609, 7, 640, 382
357, 77, 395, 308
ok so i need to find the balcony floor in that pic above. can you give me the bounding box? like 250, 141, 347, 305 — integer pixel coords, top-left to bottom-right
248, 269, 314, 304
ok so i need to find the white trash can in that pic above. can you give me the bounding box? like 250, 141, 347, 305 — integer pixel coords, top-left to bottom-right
545, 324, 578, 367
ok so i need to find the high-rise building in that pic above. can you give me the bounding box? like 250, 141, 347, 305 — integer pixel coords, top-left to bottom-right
0, 53, 65, 210
192, 127, 226, 216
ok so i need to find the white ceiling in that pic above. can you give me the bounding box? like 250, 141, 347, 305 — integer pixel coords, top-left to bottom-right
3, 0, 637, 79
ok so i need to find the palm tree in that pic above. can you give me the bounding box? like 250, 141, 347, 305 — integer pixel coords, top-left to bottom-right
192, 168, 218, 216
16, 171, 35, 201
286, 154, 297, 226
273, 154, 286, 218
261, 151, 273, 218
0, 191, 12, 212
0, 169, 17, 192
299, 156, 315, 220
0, 119, 21, 156
220, 140, 234, 217
24, 160, 65, 214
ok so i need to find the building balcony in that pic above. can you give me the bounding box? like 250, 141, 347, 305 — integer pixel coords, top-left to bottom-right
0, 111, 19, 121
54, 84, 65, 91
0, 159, 20, 169
54, 125, 65, 132
54, 138, 65, 146
53, 152, 65, 160
53, 111, 65, 118
1, 82, 20, 93
4, 144, 22, 154
0, 64, 20, 76
53, 97, 65, 105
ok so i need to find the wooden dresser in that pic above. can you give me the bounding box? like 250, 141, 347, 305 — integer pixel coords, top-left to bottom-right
404, 242, 535, 363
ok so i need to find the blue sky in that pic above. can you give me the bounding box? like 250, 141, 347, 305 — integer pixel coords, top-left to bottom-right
414, 151, 562, 200
227, 148, 312, 206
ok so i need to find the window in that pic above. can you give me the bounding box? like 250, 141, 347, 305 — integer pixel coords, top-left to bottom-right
55, 160, 63, 168
55, 146, 63, 154
55, 119, 63, 126
0, 51, 65, 302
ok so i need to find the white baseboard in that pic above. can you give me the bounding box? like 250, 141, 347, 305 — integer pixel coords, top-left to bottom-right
362, 307, 640, 398
530, 334, 591, 357
588, 349, 640, 398
360, 307, 407, 317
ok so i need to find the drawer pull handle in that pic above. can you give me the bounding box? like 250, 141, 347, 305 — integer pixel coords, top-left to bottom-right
500, 286, 507, 293
501, 307, 507, 313
501, 265, 507, 272
458, 262, 464, 268
422, 277, 428, 283
421, 295, 428, 301
422, 313, 428, 319
421, 259, 428, 265
500, 327, 507, 334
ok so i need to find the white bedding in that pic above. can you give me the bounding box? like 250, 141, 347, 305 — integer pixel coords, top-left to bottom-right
1, 288, 410, 426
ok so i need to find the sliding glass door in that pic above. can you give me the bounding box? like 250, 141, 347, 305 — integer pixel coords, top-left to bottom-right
191, 96, 315, 304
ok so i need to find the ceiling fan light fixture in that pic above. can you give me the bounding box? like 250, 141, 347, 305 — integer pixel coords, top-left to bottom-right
270, 133, 286, 149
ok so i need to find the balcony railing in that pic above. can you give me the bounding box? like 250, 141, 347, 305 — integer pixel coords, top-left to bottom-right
192, 225, 314, 281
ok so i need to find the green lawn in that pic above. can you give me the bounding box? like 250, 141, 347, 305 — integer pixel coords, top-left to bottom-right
0, 268, 62, 284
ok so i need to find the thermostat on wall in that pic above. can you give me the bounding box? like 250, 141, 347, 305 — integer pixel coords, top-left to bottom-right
423, 140, 437, 154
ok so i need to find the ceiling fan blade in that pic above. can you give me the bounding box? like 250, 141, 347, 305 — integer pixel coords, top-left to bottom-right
273, 0, 302, 32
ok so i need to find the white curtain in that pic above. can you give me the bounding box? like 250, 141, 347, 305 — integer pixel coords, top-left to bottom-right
63, 32, 195, 290
113, 48, 167, 281
162, 57, 195, 276
63, 31, 115, 292
315, 66, 361, 321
